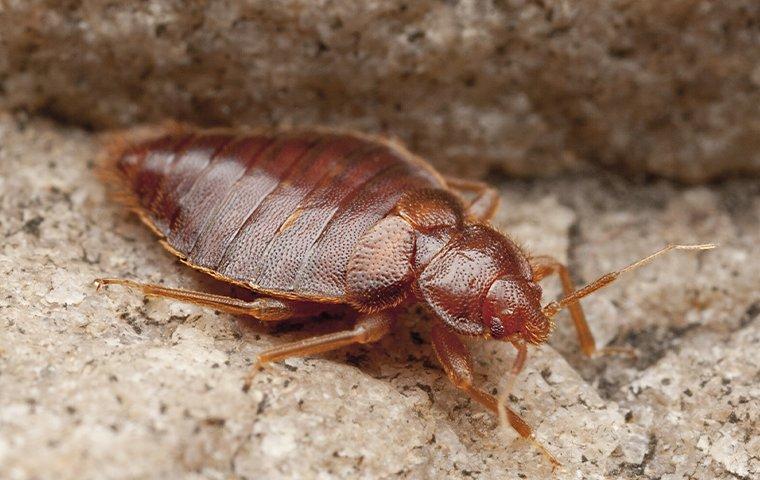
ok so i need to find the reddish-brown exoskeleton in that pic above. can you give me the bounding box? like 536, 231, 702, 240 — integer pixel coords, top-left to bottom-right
96, 126, 714, 465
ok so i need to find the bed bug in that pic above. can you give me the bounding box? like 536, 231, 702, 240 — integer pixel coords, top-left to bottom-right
95, 125, 714, 466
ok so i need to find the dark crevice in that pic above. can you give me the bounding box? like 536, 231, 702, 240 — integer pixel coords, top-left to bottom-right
610, 434, 658, 479
622, 322, 701, 371
737, 301, 760, 330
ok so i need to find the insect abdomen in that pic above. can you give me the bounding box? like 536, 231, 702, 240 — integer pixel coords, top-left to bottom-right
112, 129, 445, 300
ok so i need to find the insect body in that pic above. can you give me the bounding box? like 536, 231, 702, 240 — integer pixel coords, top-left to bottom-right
97, 126, 713, 465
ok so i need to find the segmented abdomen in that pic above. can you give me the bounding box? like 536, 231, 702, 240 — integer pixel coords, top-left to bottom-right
113, 129, 445, 301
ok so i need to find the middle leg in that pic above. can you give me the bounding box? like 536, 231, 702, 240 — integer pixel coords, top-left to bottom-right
243, 311, 394, 390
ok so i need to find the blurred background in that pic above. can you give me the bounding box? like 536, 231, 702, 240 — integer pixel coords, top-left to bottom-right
0, 2, 758, 480
2, 0, 758, 181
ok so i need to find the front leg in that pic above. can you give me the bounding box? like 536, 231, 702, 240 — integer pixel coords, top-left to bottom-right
529, 255, 635, 358
430, 324, 559, 467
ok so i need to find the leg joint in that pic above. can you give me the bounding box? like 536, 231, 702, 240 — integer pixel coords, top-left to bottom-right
354, 313, 394, 343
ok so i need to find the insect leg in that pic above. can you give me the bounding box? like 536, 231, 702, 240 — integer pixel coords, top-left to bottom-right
529, 256, 635, 358
444, 176, 500, 221
497, 341, 528, 436
95, 278, 305, 321
531, 245, 715, 357
430, 324, 559, 467
244, 311, 393, 391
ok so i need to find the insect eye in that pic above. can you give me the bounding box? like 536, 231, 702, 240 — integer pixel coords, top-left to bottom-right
490, 316, 505, 337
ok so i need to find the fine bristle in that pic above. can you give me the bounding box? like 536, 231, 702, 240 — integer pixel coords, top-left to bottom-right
95, 120, 191, 211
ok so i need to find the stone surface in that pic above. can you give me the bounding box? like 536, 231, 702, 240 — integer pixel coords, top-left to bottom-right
0, 114, 757, 479
1, 1, 759, 182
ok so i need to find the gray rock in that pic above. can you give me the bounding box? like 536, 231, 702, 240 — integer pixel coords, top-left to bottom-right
1, 1, 759, 182
0, 114, 757, 479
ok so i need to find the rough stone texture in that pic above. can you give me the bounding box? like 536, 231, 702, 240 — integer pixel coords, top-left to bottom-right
1, 1, 759, 182
1, 114, 757, 480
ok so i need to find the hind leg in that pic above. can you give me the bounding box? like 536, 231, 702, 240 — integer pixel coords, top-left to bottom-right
95, 278, 312, 321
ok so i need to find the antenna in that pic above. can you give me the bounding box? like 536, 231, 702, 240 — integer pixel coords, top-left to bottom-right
542, 243, 716, 318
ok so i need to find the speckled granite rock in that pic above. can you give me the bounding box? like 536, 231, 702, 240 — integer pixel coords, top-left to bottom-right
1, 1, 759, 182
1, 114, 757, 480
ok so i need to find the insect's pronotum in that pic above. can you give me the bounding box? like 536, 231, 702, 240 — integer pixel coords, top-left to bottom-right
96, 125, 714, 466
